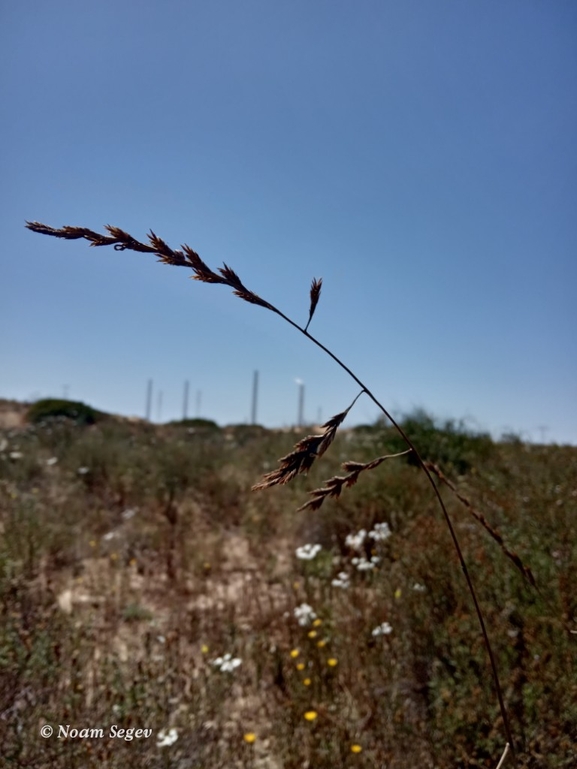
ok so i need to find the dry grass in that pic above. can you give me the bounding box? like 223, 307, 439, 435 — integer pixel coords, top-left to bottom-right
1, 407, 576, 767
17, 220, 577, 765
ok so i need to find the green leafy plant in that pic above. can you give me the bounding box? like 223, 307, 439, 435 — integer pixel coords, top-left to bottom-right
27, 398, 105, 426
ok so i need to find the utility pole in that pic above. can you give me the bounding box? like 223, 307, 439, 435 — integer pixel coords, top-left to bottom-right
196, 389, 202, 417
145, 379, 153, 421
157, 390, 163, 423
183, 380, 189, 420
296, 380, 305, 428
251, 370, 259, 425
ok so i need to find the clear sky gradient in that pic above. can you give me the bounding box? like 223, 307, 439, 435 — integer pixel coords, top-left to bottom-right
2, 1, 576, 442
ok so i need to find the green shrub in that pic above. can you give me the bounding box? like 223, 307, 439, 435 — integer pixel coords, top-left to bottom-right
168, 417, 220, 431
26, 398, 105, 426
379, 408, 495, 474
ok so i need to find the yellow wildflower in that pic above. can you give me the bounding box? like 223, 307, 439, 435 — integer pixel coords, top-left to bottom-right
243, 732, 257, 744
304, 710, 318, 721
351, 743, 363, 753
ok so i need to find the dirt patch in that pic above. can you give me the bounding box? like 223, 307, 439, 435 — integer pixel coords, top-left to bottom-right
0, 399, 28, 429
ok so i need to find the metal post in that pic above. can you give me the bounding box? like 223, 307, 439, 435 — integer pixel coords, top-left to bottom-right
251, 370, 259, 424
298, 382, 304, 428
183, 380, 189, 420
145, 379, 153, 421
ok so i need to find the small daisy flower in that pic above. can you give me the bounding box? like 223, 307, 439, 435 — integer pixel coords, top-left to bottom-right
331, 571, 350, 589
368, 522, 391, 541
345, 529, 367, 551
294, 603, 317, 626
372, 622, 393, 636
296, 543, 322, 560
157, 728, 178, 747
212, 653, 242, 672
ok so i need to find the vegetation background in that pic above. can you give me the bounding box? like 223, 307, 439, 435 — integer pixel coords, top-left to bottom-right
1, 399, 575, 767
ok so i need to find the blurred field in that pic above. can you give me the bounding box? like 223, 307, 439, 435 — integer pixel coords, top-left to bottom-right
1, 399, 575, 768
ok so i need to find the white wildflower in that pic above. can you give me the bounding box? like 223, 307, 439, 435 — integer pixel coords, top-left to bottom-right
157, 728, 178, 747
412, 583, 426, 592
102, 532, 116, 541
122, 508, 137, 520
345, 529, 367, 551
9, 451, 23, 460
372, 622, 393, 636
369, 522, 391, 541
295, 543, 322, 560
331, 571, 350, 589
294, 603, 317, 626
352, 556, 380, 571
46, 457, 58, 466
77, 466, 89, 475
212, 653, 242, 672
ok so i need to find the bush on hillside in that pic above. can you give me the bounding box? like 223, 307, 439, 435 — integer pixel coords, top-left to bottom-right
27, 398, 105, 426
369, 409, 495, 475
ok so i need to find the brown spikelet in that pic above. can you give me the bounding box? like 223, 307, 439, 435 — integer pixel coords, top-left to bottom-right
305, 277, 322, 332
251, 434, 325, 490
299, 450, 412, 511
252, 391, 364, 491
25, 221, 279, 313
425, 461, 536, 588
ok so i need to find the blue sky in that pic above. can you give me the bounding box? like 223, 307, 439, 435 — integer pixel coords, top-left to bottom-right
1, 1, 576, 443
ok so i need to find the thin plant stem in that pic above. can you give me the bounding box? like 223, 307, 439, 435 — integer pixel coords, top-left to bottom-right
270, 308, 516, 759
25, 220, 517, 762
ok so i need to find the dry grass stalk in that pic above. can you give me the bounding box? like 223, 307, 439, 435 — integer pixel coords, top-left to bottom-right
299, 450, 412, 511
25, 220, 518, 762
252, 392, 363, 491
305, 277, 322, 332
25, 221, 279, 313
425, 461, 535, 588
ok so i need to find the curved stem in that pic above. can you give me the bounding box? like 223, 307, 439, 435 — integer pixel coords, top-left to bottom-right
274, 306, 516, 759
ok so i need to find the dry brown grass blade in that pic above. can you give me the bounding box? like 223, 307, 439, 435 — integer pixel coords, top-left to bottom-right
24, 221, 278, 313
425, 461, 536, 588
25, 219, 519, 759
299, 449, 412, 511
252, 391, 364, 491
305, 277, 322, 332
